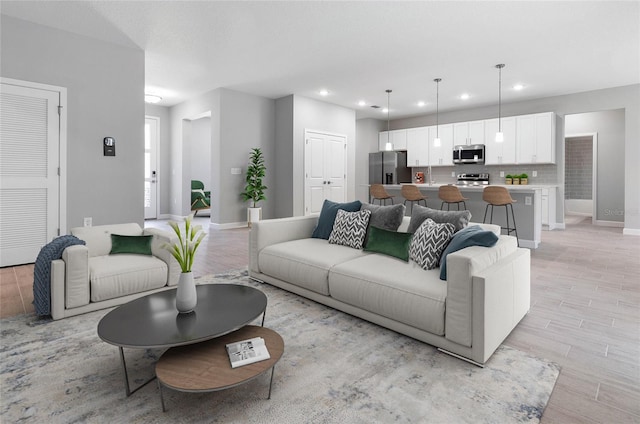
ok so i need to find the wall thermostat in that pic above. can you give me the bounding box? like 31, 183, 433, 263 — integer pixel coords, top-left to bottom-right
103, 137, 115, 156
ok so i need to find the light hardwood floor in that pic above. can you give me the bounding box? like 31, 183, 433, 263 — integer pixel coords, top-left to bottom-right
0, 216, 638, 423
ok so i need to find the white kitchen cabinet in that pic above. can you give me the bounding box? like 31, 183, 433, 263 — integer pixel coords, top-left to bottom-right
428, 124, 454, 166
406, 126, 429, 166
541, 187, 556, 228
516, 112, 556, 164
379, 129, 408, 151
453, 120, 485, 146
484, 117, 516, 164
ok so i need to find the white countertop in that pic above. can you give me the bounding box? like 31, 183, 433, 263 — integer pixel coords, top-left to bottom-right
379, 183, 557, 190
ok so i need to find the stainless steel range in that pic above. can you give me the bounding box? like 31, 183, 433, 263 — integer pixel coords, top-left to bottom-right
456, 173, 490, 186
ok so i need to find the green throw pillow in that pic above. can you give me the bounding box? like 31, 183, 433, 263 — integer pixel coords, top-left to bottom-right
364, 226, 413, 262
110, 234, 153, 255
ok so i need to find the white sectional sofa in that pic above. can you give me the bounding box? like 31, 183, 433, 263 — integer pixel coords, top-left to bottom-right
249, 215, 531, 365
50, 223, 181, 320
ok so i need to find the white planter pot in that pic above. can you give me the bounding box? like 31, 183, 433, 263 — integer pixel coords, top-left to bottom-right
176, 272, 197, 313
248, 207, 262, 228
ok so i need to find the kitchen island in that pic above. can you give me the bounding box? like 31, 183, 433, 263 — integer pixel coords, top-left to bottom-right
380, 183, 558, 249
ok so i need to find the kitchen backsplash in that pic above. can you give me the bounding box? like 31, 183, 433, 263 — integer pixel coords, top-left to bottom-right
411, 164, 559, 185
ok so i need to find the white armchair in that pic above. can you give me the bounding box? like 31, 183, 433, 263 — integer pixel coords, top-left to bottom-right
51, 223, 181, 320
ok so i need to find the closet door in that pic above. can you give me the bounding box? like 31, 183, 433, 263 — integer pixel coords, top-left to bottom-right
0, 81, 61, 266
304, 130, 346, 215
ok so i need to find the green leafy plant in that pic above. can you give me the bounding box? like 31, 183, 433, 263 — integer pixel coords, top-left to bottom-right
505, 174, 513, 179
241, 148, 267, 208
519, 173, 528, 179
164, 214, 206, 273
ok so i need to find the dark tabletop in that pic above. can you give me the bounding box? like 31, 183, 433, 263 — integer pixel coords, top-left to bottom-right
97, 283, 267, 349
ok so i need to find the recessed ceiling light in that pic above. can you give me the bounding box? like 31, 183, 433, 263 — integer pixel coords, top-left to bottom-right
417, 101, 426, 107
145, 94, 162, 104
358, 100, 366, 106
513, 84, 524, 91
319, 89, 329, 96
382, 108, 389, 113
460, 93, 470, 100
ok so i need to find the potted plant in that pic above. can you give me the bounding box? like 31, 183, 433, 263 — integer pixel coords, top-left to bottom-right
519, 173, 529, 185
505, 174, 513, 185
165, 213, 206, 313
241, 147, 267, 227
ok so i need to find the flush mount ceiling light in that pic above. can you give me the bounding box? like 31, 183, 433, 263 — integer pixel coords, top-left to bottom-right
495, 63, 506, 143
358, 100, 366, 106
145, 94, 162, 104
319, 89, 329, 96
417, 101, 426, 107
460, 93, 470, 100
513, 83, 524, 91
433, 78, 442, 147
385, 89, 393, 151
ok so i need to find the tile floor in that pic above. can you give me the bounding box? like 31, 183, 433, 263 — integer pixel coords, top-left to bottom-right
0, 216, 638, 423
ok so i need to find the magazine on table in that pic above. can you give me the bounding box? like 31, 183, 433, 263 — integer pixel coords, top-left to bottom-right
226, 336, 271, 368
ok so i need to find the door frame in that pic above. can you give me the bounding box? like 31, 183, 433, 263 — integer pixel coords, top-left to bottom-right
1, 77, 67, 236
144, 115, 160, 219
564, 132, 598, 224
303, 129, 348, 215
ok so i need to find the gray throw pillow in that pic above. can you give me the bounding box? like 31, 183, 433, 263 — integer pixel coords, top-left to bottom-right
407, 204, 471, 233
360, 203, 406, 245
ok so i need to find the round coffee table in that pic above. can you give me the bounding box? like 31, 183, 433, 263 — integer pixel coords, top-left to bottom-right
155, 325, 284, 411
97, 283, 267, 396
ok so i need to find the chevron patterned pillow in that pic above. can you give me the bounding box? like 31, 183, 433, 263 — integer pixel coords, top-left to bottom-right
409, 218, 455, 270
328, 209, 372, 249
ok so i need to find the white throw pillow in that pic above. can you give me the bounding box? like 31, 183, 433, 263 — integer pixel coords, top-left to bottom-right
328, 209, 372, 250
409, 218, 455, 270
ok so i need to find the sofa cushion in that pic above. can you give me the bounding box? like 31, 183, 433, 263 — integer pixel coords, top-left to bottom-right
71, 223, 144, 257
360, 203, 406, 245
110, 234, 153, 256
364, 226, 413, 261
328, 209, 371, 250
89, 255, 168, 302
439, 225, 499, 280
258, 238, 371, 295
409, 219, 455, 270
407, 205, 471, 233
329, 254, 446, 335
312, 199, 362, 240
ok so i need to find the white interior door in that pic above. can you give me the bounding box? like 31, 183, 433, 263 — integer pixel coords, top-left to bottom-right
304, 130, 346, 215
0, 82, 60, 266
144, 117, 158, 219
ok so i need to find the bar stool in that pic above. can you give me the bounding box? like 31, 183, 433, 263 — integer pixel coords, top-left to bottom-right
401, 184, 428, 213
482, 186, 519, 245
370, 184, 394, 205
438, 185, 468, 210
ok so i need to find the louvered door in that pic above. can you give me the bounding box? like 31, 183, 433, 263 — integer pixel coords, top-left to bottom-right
0, 82, 60, 266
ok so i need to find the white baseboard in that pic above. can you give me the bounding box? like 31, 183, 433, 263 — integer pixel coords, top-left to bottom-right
518, 239, 539, 249
623, 228, 640, 236
595, 220, 624, 228
209, 221, 248, 230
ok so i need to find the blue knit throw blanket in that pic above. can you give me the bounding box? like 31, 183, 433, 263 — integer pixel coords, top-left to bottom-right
33, 235, 86, 317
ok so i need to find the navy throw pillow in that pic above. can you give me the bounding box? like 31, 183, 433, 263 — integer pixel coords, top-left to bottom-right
312, 199, 362, 240
439, 225, 499, 280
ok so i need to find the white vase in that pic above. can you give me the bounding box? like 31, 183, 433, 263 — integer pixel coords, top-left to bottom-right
176, 272, 197, 313
247, 207, 262, 228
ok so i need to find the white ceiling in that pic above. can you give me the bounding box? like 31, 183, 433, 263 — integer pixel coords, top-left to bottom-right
2, 1, 638, 119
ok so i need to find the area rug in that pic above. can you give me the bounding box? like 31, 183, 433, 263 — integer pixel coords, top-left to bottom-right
1, 269, 559, 423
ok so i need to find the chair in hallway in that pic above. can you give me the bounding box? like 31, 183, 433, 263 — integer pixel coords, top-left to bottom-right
482, 186, 519, 245
401, 184, 428, 213
438, 185, 468, 210
370, 184, 394, 205
191, 180, 211, 216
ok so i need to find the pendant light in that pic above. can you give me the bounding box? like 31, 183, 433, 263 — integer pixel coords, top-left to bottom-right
385, 89, 393, 151
433, 78, 442, 147
495, 64, 505, 143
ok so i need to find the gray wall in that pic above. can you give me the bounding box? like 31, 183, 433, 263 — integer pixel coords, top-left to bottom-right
1, 15, 145, 229
144, 104, 171, 217
384, 84, 639, 231
565, 109, 625, 222
274, 96, 294, 218
290, 95, 356, 217
169, 88, 275, 225
190, 117, 212, 192
355, 118, 387, 202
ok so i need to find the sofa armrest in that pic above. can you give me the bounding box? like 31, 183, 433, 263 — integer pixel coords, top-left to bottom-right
144, 228, 181, 286
249, 215, 319, 274
444, 235, 519, 347
61, 244, 90, 310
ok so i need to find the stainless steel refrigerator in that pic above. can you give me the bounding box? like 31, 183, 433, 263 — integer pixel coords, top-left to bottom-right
369, 151, 412, 185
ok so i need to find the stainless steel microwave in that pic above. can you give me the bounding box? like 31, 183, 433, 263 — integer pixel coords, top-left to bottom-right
453, 144, 485, 164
